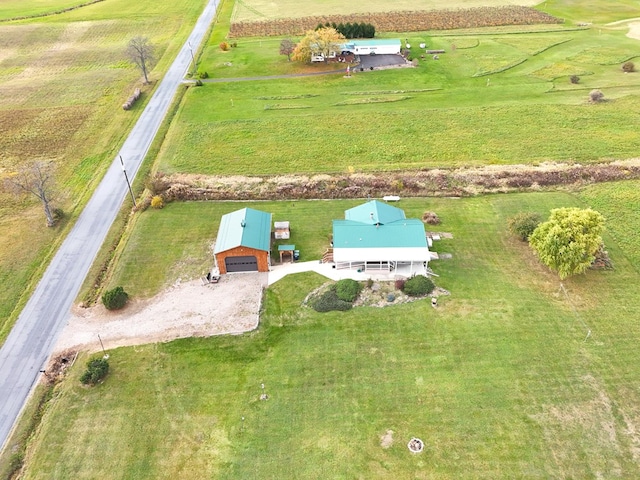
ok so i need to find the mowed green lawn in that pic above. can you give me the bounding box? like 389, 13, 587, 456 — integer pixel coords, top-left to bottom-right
20, 182, 640, 478
159, 26, 640, 175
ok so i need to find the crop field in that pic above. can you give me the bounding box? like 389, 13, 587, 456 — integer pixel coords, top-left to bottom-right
18, 183, 640, 478
0, 0, 208, 340
159, 26, 640, 175
229, 6, 561, 37
231, 0, 541, 23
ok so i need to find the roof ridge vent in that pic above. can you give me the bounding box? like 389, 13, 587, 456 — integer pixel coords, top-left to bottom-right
241, 219, 246, 227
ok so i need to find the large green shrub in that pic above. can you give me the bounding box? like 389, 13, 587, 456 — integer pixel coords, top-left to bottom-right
80, 358, 109, 385
312, 288, 352, 312
403, 275, 435, 297
507, 212, 542, 241
102, 286, 129, 310
335, 279, 362, 302
529, 207, 605, 279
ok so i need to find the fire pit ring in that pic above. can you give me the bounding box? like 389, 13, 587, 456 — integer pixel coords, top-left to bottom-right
407, 437, 424, 453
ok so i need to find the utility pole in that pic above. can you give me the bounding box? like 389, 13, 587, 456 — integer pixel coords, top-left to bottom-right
119, 156, 136, 207
188, 42, 196, 75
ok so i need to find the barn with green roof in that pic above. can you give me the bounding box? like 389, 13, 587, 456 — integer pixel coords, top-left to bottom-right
214, 208, 272, 274
332, 200, 430, 275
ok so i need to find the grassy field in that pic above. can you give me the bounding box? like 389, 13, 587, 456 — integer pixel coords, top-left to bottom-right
0, 0, 86, 20
0, 0, 208, 341
158, 25, 640, 175
577, 181, 640, 271
231, 0, 541, 22
18, 182, 640, 478
543, 0, 640, 25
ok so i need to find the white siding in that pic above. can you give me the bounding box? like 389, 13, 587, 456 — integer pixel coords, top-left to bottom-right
333, 246, 430, 263
354, 45, 400, 55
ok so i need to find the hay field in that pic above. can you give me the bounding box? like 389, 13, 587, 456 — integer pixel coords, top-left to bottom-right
232, 0, 542, 23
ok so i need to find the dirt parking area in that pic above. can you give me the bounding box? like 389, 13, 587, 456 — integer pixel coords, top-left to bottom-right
54, 273, 267, 354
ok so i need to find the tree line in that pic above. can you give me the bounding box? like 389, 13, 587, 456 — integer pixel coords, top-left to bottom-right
315, 22, 375, 39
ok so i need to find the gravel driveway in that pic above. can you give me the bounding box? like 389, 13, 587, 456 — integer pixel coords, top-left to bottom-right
54, 273, 267, 354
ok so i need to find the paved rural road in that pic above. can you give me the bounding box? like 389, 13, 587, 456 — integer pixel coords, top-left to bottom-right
0, 0, 220, 452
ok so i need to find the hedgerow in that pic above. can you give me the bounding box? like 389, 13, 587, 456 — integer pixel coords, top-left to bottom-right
161, 162, 640, 202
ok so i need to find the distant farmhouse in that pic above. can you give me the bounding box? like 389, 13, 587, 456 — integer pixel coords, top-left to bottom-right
311, 38, 401, 62
331, 200, 431, 276
214, 207, 272, 274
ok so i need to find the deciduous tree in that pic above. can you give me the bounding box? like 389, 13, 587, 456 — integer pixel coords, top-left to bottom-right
4, 161, 57, 227
126, 36, 154, 84
292, 27, 345, 63
279, 38, 295, 61
529, 207, 605, 279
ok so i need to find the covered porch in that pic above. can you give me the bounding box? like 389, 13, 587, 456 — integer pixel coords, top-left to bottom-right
333, 259, 429, 277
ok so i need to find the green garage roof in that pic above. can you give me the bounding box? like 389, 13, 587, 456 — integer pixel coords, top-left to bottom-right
214, 208, 272, 254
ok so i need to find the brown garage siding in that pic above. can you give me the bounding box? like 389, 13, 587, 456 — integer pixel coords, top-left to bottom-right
215, 246, 270, 274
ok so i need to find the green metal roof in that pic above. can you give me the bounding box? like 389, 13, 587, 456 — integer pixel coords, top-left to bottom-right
344, 200, 405, 225
333, 219, 427, 249
214, 208, 272, 254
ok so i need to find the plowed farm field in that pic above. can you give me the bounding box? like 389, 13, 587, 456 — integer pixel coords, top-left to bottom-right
232, 0, 541, 22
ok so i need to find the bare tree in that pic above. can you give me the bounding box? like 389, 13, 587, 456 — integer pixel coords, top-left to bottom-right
279, 38, 295, 62
5, 161, 57, 227
126, 36, 154, 84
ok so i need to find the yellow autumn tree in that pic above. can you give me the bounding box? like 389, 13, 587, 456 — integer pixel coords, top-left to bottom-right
292, 27, 345, 63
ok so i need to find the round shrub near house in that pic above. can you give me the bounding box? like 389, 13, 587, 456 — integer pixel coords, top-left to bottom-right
312, 287, 353, 312
102, 286, 129, 310
150, 195, 164, 209
507, 212, 542, 241
403, 275, 435, 297
80, 358, 109, 385
335, 278, 362, 302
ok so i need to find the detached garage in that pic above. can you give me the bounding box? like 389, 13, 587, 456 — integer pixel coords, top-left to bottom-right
214, 208, 272, 274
